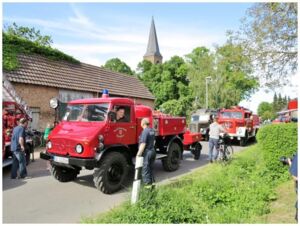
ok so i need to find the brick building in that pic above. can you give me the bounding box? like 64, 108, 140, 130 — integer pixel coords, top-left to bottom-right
4, 54, 155, 130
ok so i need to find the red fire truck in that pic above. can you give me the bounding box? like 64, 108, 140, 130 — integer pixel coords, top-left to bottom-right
218, 106, 260, 146
40, 90, 202, 194
2, 75, 33, 167
273, 99, 298, 124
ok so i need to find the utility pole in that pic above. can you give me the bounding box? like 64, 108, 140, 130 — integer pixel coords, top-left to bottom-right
205, 76, 212, 109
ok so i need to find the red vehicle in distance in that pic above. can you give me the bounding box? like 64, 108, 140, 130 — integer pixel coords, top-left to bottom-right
218, 106, 260, 146
40, 90, 202, 194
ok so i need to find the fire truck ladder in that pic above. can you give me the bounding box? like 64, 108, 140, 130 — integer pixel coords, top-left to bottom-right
2, 74, 32, 118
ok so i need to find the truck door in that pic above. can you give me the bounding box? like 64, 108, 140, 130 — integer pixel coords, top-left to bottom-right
106, 105, 136, 145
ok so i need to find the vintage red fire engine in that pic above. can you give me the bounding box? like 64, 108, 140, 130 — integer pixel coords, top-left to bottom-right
218, 106, 260, 146
40, 90, 202, 194
3, 75, 34, 167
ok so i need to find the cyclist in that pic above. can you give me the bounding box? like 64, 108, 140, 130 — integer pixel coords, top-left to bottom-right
208, 116, 227, 163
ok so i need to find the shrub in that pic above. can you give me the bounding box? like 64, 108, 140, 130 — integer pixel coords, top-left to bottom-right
82, 124, 298, 223
3, 33, 79, 71
257, 123, 298, 183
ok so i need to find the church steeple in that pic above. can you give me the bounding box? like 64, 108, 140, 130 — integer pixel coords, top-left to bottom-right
144, 17, 163, 64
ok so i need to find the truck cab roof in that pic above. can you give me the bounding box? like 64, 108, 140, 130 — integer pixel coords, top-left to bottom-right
69, 97, 135, 105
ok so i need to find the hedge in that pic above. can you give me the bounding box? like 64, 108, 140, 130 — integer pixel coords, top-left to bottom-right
257, 123, 298, 183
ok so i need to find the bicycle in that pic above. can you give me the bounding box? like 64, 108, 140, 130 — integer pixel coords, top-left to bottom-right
218, 134, 234, 162
27, 129, 45, 148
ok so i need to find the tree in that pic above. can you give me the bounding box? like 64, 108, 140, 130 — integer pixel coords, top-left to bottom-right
186, 44, 258, 109
4, 22, 53, 46
257, 101, 274, 120
185, 47, 215, 109
138, 56, 193, 116
103, 58, 134, 76
232, 3, 297, 88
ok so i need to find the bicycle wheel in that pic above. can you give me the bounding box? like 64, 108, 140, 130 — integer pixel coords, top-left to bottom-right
225, 145, 234, 159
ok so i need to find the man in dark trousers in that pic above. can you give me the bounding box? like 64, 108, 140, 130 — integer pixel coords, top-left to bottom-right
11, 118, 29, 179
136, 118, 156, 188
288, 152, 298, 222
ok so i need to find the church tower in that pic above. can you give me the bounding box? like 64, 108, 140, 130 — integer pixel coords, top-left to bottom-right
144, 17, 163, 64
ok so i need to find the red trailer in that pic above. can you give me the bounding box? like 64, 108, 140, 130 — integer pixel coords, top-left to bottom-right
40, 90, 202, 194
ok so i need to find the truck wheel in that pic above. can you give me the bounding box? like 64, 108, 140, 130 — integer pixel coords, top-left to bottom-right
51, 165, 79, 182
193, 142, 202, 160
240, 132, 248, 146
205, 133, 209, 141
93, 152, 128, 194
25, 148, 31, 165
162, 142, 181, 172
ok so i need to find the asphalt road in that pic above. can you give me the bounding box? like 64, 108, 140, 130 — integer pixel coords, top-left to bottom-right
2, 141, 250, 223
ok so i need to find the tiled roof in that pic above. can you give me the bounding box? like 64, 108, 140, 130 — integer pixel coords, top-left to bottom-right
4, 54, 155, 100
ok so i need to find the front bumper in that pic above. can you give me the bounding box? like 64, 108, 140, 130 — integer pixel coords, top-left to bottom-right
40, 152, 96, 168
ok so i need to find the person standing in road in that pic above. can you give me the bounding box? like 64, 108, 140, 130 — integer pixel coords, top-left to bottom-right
11, 118, 29, 179
208, 116, 227, 163
136, 118, 156, 188
288, 152, 298, 222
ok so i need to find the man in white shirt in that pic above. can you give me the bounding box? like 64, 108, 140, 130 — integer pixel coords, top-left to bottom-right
208, 116, 227, 163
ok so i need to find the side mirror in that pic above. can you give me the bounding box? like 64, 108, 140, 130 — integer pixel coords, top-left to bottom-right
108, 111, 116, 122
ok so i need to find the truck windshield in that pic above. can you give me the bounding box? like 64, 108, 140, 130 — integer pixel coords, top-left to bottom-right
220, 111, 243, 119
191, 115, 199, 122
192, 115, 210, 123
63, 104, 109, 122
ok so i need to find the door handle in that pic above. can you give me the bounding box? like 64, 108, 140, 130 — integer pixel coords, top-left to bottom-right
129, 126, 135, 129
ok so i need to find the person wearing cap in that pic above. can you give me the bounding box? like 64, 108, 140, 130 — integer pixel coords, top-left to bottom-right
208, 116, 227, 163
10, 118, 29, 179
136, 118, 156, 188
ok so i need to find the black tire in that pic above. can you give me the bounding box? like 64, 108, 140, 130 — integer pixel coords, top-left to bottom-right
205, 131, 209, 141
51, 164, 79, 182
240, 132, 248, 146
93, 152, 128, 194
162, 142, 182, 172
25, 148, 31, 165
224, 145, 234, 160
193, 142, 202, 160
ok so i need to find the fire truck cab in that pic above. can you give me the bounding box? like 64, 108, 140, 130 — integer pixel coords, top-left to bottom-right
218, 106, 259, 146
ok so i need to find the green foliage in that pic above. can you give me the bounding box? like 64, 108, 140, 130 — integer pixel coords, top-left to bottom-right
82, 130, 297, 224
231, 3, 298, 88
257, 102, 276, 120
3, 28, 79, 71
257, 123, 298, 183
103, 58, 134, 75
138, 56, 193, 116
186, 44, 258, 109
5, 22, 53, 46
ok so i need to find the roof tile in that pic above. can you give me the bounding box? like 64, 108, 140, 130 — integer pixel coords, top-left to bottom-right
4, 54, 155, 100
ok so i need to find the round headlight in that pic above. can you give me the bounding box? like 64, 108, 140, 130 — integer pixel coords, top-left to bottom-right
49, 98, 59, 109
75, 144, 83, 154
47, 141, 52, 149
98, 135, 104, 142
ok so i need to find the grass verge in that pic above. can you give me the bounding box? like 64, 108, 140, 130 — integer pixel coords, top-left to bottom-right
81, 144, 296, 223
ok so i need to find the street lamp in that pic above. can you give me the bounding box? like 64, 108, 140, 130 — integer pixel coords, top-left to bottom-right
205, 76, 212, 109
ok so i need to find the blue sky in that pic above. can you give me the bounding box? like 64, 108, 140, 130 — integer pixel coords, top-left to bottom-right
3, 2, 298, 113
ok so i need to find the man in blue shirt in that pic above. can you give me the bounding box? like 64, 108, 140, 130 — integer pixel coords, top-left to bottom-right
11, 118, 29, 179
288, 152, 298, 222
136, 118, 156, 188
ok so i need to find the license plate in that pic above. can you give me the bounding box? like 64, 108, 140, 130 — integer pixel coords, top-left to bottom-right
53, 156, 69, 164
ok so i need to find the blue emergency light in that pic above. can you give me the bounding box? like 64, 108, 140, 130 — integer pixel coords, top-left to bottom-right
102, 89, 109, 98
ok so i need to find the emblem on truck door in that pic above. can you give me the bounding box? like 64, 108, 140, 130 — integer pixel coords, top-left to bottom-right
113, 127, 127, 138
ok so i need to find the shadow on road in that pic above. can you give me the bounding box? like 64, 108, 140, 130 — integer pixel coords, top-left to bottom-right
73, 152, 211, 194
